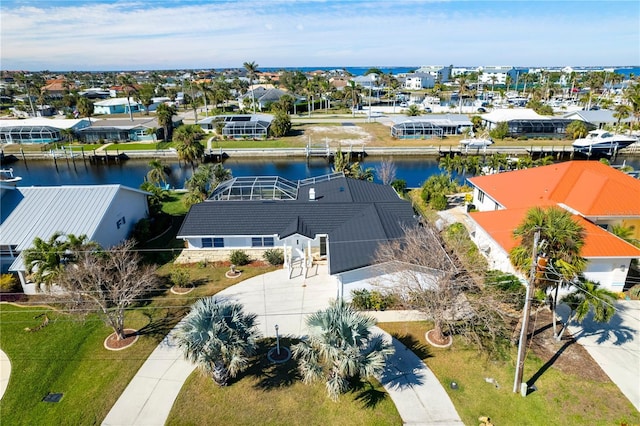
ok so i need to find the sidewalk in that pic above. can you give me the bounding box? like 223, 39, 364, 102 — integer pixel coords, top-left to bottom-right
103, 267, 462, 425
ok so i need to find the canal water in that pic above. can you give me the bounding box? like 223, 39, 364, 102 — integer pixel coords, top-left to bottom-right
5, 156, 640, 190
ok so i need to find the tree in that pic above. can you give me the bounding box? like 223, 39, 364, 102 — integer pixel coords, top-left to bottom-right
374, 222, 508, 350
555, 278, 616, 341
344, 80, 361, 116
61, 240, 159, 341
174, 124, 205, 168
613, 104, 631, 133
565, 120, 588, 139
243, 61, 259, 114
155, 103, 176, 142
211, 163, 232, 187
405, 104, 421, 116
623, 82, 640, 130
510, 206, 588, 340
184, 163, 215, 207
291, 300, 394, 401
23, 232, 70, 290
146, 159, 170, 187
136, 83, 156, 115
176, 298, 260, 386
270, 111, 291, 137
489, 121, 509, 140
117, 74, 138, 121
76, 97, 94, 119
375, 158, 396, 185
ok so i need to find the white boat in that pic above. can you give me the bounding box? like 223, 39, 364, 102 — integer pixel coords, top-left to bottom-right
460, 134, 493, 149
572, 129, 638, 154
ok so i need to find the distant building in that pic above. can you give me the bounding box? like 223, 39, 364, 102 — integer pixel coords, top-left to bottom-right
415, 65, 452, 82
94, 97, 143, 115
0, 118, 91, 144
403, 73, 436, 90
477, 66, 525, 86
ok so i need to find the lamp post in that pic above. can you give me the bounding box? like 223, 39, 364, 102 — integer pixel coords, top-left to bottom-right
275, 324, 280, 356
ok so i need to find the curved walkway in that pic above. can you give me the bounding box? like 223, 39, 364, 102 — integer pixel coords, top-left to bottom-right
0, 349, 10, 400
103, 267, 462, 425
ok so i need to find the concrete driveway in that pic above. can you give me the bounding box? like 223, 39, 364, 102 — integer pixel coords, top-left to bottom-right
568, 300, 640, 411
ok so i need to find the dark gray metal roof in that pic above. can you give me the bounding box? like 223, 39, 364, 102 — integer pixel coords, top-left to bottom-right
178, 176, 416, 274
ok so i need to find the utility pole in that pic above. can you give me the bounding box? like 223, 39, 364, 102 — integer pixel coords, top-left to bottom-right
513, 230, 540, 395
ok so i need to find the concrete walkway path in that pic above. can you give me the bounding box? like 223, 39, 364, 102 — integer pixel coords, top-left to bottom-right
103, 266, 462, 425
0, 349, 10, 400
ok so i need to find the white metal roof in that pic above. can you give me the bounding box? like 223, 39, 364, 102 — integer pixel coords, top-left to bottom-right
480, 108, 548, 122
0, 184, 145, 251
0, 118, 91, 130
94, 97, 140, 107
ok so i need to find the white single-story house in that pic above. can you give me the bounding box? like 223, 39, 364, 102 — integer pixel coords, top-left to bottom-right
0, 180, 149, 294
390, 114, 473, 139
467, 161, 640, 292
94, 97, 144, 115
176, 173, 418, 298
563, 109, 633, 130
199, 114, 274, 139
76, 117, 180, 143
480, 108, 576, 138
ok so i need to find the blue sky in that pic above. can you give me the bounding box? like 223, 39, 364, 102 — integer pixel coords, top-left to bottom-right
1, 0, 639, 71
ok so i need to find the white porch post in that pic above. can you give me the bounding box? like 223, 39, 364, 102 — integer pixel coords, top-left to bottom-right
283, 242, 288, 268
307, 240, 312, 267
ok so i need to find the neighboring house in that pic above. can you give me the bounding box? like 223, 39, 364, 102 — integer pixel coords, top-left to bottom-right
563, 109, 633, 130
199, 114, 274, 139
477, 66, 524, 86
77, 117, 172, 143
467, 161, 640, 292
403, 73, 436, 90
415, 65, 452, 82
176, 173, 417, 298
41, 79, 74, 98
238, 88, 293, 111
480, 108, 577, 138
94, 97, 144, 115
0, 181, 149, 294
390, 114, 472, 139
0, 118, 92, 144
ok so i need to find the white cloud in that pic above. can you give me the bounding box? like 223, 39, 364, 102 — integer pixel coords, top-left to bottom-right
0, 1, 638, 70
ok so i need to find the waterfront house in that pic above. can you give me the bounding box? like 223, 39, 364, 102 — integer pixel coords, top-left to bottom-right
199, 114, 274, 139
0, 118, 92, 144
390, 114, 472, 139
176, 173, 417, 298
467, 161, 640, 292
0, 181, 149, 294
78, 117, 173, 143
403, 73, 436, 90
480, 108, 576, 138
563, 109, 633, 130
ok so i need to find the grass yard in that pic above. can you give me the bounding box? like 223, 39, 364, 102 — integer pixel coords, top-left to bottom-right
166, 338, 402, 426
0, 261, 277, 425
378, 321, 640, 426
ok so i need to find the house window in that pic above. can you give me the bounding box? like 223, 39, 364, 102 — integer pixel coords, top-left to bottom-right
213, 238, 224, 248
478, 191, 485, 203
202, 238, 213, 248
251, 237, 275, 247
203, 237, 223, 248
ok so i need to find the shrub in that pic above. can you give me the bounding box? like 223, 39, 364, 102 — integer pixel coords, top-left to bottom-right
350, 289, 396, 311
391, 179, 407, 195
0, 274, 19, 292
132, 218, 151, 242
629, 284, 640, 300
170, 267, 190, 288
429, 193, 448, 210
229, 250, 250, 266
263, 248, 284, 266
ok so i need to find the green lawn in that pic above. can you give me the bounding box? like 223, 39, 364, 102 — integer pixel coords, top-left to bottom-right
378, 322, 640, 426
166, 338, 401, 426
0, 261, 276, 425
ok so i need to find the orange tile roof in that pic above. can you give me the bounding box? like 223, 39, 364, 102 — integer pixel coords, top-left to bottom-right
469, 161, 640, 217
469, 209, 640, 259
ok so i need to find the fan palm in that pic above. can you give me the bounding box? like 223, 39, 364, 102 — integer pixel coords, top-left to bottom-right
146, 159, 170, 187
243, 61, 259, 113
556, 278, 616, 341
176, 298, 260, 386
510, 206, 587, 339
155, 103, 176, 142
291, 301, 394, 401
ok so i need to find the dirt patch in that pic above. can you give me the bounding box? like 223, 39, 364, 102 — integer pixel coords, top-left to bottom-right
528, 309, 609, 382
298, 125, 373, 146
104, 329, 139, 351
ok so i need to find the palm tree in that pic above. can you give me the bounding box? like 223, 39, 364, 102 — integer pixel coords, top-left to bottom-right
76, 97, 94, 120
23, 233, 95, 291
146, 159, 170, 187
406, 104, 421, 116
155, 103, 176, 142
174, 124, 205, 168
613, 104, 632, 133
510, 206, 587, 340
291, 301, 394, 401
117, 74, 137, 121
136, 83, 155, 116
344, 80, 361, 116
611, 223, 640, 248
556, 278, 616, 341
623, 82, 640, 130
212, 163, 232, 187
243, 61, 259, 114
176, 298, 260, 386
